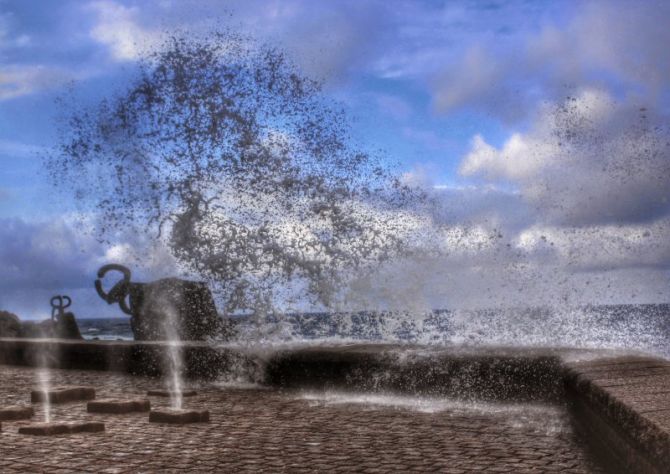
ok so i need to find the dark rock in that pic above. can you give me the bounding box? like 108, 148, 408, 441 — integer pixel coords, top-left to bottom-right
55, 312, 82, 339
16, 313, 82, 340
0, 310, 21, 338
18, 320, 52, 338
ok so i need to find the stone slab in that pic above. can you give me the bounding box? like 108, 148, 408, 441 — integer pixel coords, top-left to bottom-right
31, 386, 95, 403
0, 405, 33, 421
87, 398, 150, 414
18, 421, 105, 436
147, 389, 197, 398
148, 408, 209, 424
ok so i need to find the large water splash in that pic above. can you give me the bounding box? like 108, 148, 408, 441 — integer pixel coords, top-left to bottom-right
49, 31, 668, 352
37, 365, 51, 423
223, 304, 670, 359
51, 31, 429, 318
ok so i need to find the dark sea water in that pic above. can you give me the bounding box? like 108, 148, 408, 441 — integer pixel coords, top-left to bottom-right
77, 304, 670, 358
78, 317, 134, 341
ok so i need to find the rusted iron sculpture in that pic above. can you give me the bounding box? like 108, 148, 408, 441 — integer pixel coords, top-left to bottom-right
48, 295, 82, 339
50, 295, 71, 321
94, 264, 221, 341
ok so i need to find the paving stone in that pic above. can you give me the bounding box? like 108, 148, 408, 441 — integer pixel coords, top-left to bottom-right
146, 389, 197, 397
0, 365, 602, 473
148, 408, 210, 424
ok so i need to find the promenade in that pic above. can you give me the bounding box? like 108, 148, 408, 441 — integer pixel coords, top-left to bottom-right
0, 365, 600, 473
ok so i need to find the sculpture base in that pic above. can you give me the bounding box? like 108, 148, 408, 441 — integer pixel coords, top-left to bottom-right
149, 408, 209, 424
87, 398, 150, 414
31, 386, 96, 403
0, 405, 34, 421
147, 389, 197, 398
18, 422, 105, 436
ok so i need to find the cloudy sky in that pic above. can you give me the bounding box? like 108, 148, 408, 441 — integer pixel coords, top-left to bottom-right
1, 0, 669, 319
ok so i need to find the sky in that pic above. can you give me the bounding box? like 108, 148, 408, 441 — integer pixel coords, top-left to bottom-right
0, 0, 669, 319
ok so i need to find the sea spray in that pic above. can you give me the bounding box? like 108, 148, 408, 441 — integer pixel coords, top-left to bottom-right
162, 304, 183, 410
37, 365, 51, 423
51, 31, 428, 320
35, 332, 55, 423
220, 304, 670, 359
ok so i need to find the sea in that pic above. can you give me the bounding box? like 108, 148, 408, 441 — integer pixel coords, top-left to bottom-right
77, 304, 670, 359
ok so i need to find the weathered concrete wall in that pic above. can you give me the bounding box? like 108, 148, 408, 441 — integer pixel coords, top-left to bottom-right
565, 356, 670, 473
0, 338, 253, 380
265, 344, 566, 402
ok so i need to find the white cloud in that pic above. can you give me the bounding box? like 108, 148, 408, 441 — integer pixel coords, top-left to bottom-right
433, 45, 503, 113
376, 94, 412, 120
528, 1, 670, 97
88, 0, 162, 61
0, 138, 45, 157
432, 1, 670, 120
515, 219, 670, 271
459, 90, 670, 226
0, 64, 70, 101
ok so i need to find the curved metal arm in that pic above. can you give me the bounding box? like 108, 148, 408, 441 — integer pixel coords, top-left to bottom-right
94, 264, 133, 315
50, 295, 72, 320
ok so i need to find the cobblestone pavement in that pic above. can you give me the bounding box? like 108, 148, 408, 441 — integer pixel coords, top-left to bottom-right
0, 365, 603, 473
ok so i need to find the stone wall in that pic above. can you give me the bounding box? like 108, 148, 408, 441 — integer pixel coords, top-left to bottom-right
0, 337, 253, 380
564, 356, 670, 473
265, 344, 566, 402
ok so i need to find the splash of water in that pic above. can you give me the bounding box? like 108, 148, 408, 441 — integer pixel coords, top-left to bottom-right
163, 305, 183, 410
51, 31, 427, 318
37, 365, 51, 423
50, 31, 668, 353
299, 391, 567, 435
221, 304, 670, 359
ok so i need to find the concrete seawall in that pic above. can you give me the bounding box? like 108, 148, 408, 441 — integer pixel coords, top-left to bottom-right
264, 344, 567, 402
565, 356, 670, 473
0, 338, 251, 380
1, 338, 668, 472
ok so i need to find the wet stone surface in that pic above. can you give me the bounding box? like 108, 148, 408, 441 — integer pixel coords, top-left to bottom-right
147, 389, 197, 398
0, 365, 603, 472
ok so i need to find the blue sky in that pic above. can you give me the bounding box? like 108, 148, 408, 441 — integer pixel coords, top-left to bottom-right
1, 0, 669, 319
